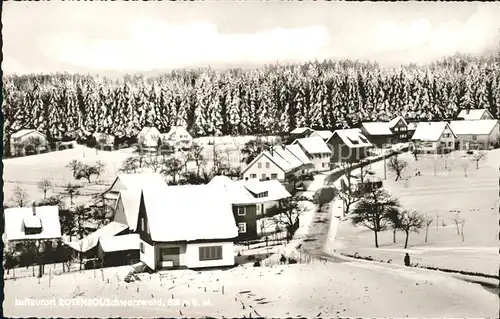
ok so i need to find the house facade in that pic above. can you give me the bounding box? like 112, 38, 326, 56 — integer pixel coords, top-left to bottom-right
137, 127, 161, 149
360, 122, 394, 148
161, 126, 193, 150
327, 129, 373, 163
138, 185, 238, 270
388, 116, 409, 143
411, 122, 456, 153
209, 176, 291, 241
10, 129, 48, 156
292, 136, 332, 172
449, 120, 500, 150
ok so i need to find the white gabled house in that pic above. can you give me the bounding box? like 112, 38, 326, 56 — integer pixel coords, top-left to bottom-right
241, 145, 314, 182
10, 129, 48, 156
290, 127, 315, 138
138, 185, 238, 270
161, 126, 193, 150
449, 119, 500, 150
93, 132, 115, 146
457, 108, 494, 121
292, 136, 332, 172
137, 127, 162, 148
411, 122, 456, 153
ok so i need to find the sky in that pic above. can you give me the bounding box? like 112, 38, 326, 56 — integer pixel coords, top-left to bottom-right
2, 1, 500, 75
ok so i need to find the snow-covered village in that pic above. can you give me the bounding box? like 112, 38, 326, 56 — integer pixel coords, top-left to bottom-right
2, 2, 500, 318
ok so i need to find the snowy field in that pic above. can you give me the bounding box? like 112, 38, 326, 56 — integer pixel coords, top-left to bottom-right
4, 256, 498, 318
3, 135, 274, 206
333, 150, 500, 276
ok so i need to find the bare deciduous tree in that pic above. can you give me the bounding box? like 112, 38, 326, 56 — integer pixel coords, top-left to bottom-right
268, 198, 306, 243
66, 160, 83, 178
11, 185, 28, 207
144, 154, 163, 172
351, 188, 400, 248
161, 157, 184, 184
471, 151, 487, 170
188, 142, 206, 175
119, 156, 140, 174
37, 179, 53, 199
387, 155, 408, 181
398, 210, 425, 249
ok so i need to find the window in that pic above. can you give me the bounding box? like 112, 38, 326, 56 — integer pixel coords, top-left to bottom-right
141, 218, 145, 231
237, 206, 246, 216
261, 174, 266, 180
258, 163, 262, 168
140, 242, 145, 254
322, 163, 327, 168
256, 204, 261, 214
250, 174, 257, 179
271, 173, 278, 179
265, 162, 270, 168
394, 127, 399, 132
471, 135, 477, 141
199, 246, 223, 261
256, 191, 268, 198
238, 222, 247, 233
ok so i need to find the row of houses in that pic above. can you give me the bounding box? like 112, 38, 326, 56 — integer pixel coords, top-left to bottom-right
8, 126, 194, 156
3, 172, 291, 271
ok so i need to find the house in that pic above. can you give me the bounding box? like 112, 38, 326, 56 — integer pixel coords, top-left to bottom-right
290, 127, 315, 139
93, 132, 115, 148
388, 116, 409, 143
241, 145, 314, 182
292, 136, 332, 172
411, 122, 456, 153
97, 233, 140, 267
360, 122, 393, 148
4, 205, 62, 251
449, 119, 500, 150
161, 126, 193, 151
310, 130, 334, 142
137, 127, 162, 149
102, 173, 167, 218
64, 221, 130, 259
10, 129, 48, 156
138, 185, 238, 270
209, 176, 291, 240
327, 128, 373, 163
407, 121, 418, 139
457, 108, 494, 121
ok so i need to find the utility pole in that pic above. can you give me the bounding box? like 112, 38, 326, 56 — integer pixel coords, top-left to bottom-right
383, 154, 387, 180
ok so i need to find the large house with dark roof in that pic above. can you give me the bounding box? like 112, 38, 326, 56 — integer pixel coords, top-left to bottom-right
360, 122, 394, 148
388, 116, 409, 143
326, 128, 373, 163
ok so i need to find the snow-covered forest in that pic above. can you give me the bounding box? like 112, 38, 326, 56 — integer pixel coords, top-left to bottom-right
3, 53, 499, 146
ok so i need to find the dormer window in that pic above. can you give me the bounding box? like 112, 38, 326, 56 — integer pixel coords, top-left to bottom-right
256, 191, 268, 198
23, 215, 43, 235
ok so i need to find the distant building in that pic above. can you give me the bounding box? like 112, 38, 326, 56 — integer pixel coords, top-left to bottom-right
327, 128, 373, 163
388, 116, 409, 143
360, 122, 393, 148
457, 108, 494, 121
10, 129, 47, 156
411, 122, 456, 153
309, 130, 334, 142
241, 145, 314, 182
137, 127, 161, 148
161, 126, 193, 150
290, 127, 315, 139
449, 119, 500, 150
93, 132, 115, 148
292, 136, 332, 172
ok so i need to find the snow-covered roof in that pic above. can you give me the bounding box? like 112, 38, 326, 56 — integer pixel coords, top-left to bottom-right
293, 136, 332, 154
290, 127, 312, 135
407, 122, 418, 130
108, 173, 167, 193
361, 122, 393, 136
330, 128, 373, 148
65, 222, 128, 252
312, 130, 333, 140
138, 126, 160, 137
457, 109, 493, 120
142, 185, 238, 242
118, 190, 142, 231
209, 176, 291, 205
11, 129, 46, 139
271, 145, 303, 170
92, 132, 115, 143
411, 122, 453, 141
449, 120, 499, 136
285, 144, 313, 165
4, 206, 61, 241
163, 126, 192, 140
389, 116, 408, 128
99, 234, 140, 253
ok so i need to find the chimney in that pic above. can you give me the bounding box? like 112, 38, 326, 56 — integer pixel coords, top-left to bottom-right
270, 146, 274, 156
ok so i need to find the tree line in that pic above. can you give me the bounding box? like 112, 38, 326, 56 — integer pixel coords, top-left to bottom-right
3, 53, 500, 157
